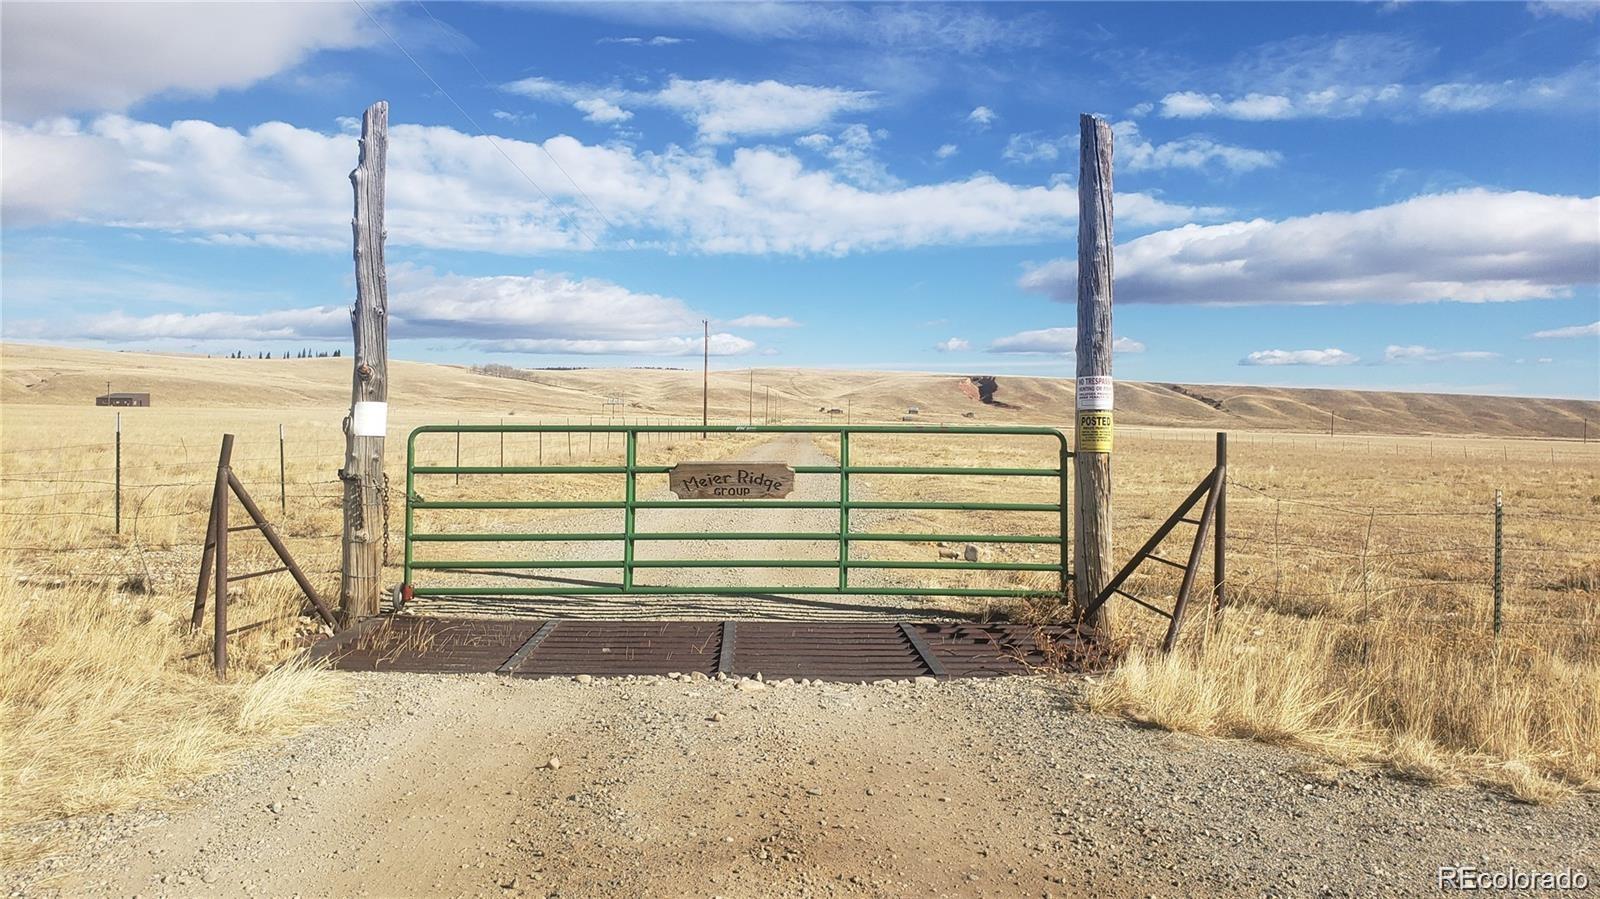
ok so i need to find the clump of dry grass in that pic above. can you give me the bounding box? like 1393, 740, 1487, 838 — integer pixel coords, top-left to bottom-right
1081, 607, 1599, 802
838, 426, 1600, 803
0, 581, 344, 868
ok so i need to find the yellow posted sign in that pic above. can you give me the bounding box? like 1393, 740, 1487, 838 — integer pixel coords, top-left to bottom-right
1076, 411, 1113, 453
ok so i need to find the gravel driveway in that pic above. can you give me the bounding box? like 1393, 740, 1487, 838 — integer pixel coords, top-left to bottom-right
12, 674, 1595, 898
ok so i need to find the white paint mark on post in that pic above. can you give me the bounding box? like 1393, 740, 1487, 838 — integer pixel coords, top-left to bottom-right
351, 401, 388, 437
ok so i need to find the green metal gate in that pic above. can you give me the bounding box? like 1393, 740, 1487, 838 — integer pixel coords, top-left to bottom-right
403, 424, 1070, 601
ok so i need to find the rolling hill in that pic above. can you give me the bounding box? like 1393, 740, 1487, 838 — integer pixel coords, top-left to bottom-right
2, 342, 1594, 439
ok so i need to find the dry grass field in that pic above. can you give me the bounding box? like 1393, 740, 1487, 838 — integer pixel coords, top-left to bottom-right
2, 342, 1597, 866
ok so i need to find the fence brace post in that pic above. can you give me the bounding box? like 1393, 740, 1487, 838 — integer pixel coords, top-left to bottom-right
1212, 432, 1228, 624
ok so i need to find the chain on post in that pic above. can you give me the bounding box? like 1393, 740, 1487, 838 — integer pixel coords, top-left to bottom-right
381, 472, 392, 567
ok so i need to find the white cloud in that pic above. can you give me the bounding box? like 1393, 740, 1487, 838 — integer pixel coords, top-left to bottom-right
504, 76, 875, 143
573, 98, 633, 125
725, 314, 800, 328
7, 266, 755, 356
986, 327, 1144, 355
556, 4, 1049, 54
1240, 348, 1360, 366
967, 106, 997, 129
1, 115, 1212, 256
1528, 2, 1600, 21
934, 143, 959, 159
1529, 321, 1600, 339
483, 334, 754, 356
1002, 132, 1066, 164
934, 337, 970, 352
1019, 190, 1600, 305
0, 2, 376, 119
1112, 122, 1281, 173
1160, 91, 1298, 120
792, 124, 898, 188
1382, 345, 1500, 364
1156, 64, 1594, 121
597, 35, 689, 46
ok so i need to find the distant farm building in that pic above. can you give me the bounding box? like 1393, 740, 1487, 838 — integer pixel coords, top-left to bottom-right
826, 408, 844, 415
96, 392, 150, 407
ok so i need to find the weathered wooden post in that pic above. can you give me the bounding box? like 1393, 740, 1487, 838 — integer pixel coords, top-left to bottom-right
1074, 113, 1114, 633
339, 100, 389, 625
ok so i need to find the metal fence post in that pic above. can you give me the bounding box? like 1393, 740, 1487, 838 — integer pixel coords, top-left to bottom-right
1213, 432, 1228, 620
278, 423, 287, 514
213, 434, 234, 677
114, 412, 122, 534
839, 429, 850, 591
1059, 439, 1070, 600
1493, 490, 1503, 636
623, 429, 637, 590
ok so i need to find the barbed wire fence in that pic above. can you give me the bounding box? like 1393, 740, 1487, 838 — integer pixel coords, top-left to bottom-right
4, 421, 1596, 648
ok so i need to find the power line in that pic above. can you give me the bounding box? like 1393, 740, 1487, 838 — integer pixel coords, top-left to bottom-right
411, 0, 632, 248
351, 0, 604, 251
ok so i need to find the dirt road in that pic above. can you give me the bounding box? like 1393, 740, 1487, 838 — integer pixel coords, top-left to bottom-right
20, 674, 1595, 899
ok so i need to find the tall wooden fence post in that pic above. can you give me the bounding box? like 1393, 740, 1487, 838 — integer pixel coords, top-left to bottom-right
339, 100, 390, 626
1073, 113, 1114, 633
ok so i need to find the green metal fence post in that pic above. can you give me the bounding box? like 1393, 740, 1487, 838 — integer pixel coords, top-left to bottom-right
623, 428, 637, 590
404, 427, 418, 591
839, 429, 850, 590
1060, 440, 1070, 600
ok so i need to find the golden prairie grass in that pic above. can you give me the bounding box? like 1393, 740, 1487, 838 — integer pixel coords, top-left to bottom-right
0, 577, 345, 867
0, 400, 779, 864
842, 426, 1599, 801
0, 384, 1596, 874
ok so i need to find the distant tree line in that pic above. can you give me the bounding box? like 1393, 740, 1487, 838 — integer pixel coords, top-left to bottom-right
213, 349, 342, 359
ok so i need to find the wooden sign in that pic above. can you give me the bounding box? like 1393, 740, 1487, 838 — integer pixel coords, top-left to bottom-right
669, 462, 794, 499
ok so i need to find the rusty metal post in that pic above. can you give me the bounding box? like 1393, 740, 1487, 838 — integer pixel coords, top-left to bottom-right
1212, 432, 1228, 620
213, 434, 234, 676
278, 423, 287, 514
191, 443, 224, 629
1493, 490, 1503, 636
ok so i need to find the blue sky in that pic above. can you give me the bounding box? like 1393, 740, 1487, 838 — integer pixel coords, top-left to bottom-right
2, 1, 1597, 398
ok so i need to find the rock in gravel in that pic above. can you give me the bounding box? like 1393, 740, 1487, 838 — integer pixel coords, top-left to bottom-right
963, 544, 979, 562
267, 803, 282, 815
709, 712, 725, 723
544, 757, 561, 771
574, 675, 593, 685
914, 676, 938, 687
736, 679, 766, 693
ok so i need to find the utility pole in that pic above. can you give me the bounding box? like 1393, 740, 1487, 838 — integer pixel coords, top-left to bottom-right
1329, 411, 1335, 436
702, 319, 709, 439
1074, 113, 1114, 634
339, 100, 389, 626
